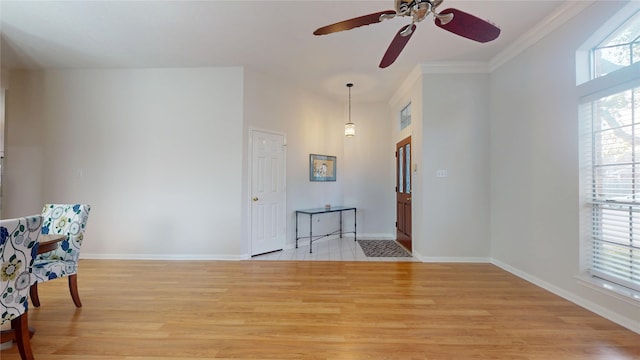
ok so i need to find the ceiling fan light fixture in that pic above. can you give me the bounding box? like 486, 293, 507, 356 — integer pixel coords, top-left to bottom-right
400, 24, 414, 37
434, 12, 454, 25
345, 83, 355, 137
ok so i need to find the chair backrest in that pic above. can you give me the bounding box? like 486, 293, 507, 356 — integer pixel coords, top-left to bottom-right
1, 215, 42, 324
40, 204, 91, 263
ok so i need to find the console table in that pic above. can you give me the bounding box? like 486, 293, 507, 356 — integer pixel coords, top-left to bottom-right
295, 206, 356, 253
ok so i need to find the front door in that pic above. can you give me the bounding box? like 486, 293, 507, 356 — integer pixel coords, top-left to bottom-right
250, 130, 286, 256
396, 136, 412, 251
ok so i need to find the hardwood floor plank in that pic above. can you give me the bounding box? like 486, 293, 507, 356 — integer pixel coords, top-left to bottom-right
1, 260, 638, 359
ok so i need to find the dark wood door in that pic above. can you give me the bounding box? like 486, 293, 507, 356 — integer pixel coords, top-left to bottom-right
396, 136, 412, 252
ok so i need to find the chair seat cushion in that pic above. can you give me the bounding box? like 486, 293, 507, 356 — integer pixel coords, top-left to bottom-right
32, 259, 77, 282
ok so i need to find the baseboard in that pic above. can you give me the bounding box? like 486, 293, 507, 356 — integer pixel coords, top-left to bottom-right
410, 249, 490, 263
491, 259, 640, 334
354, 233, 395, 240
415, 254, 491, 263
81, 253, 248, 261
284, 233, 395, 250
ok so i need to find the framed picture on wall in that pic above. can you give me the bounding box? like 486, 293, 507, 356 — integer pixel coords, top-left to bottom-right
309, 154, 336, 181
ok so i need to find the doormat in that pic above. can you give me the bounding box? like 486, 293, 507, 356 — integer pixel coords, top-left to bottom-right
357, 240, 411, 257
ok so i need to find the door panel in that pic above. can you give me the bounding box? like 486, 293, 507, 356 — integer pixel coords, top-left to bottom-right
251, 130, 286, 256
396, 136, 412, 251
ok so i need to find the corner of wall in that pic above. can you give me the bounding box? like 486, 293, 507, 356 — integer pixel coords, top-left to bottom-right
1, 68, 10, 89
389, 65, 422, 107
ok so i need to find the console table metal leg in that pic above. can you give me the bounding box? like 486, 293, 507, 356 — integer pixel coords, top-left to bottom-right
339, 211, 343, 238
295, 212, 299, 248
309, 214, 313, 253
309, 214, 313, 254
354, 209, 357, 241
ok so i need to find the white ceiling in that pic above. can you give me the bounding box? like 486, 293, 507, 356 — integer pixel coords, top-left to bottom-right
1, 0, 572, 102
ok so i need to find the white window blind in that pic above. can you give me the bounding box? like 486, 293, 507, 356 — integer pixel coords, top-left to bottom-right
581, 81, 640, 293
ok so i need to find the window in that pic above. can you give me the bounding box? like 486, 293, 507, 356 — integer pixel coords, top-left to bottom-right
592, 10, 640, 79
400, 102, 411, 130
582, 84, 640, 293
580, 6, 640, 297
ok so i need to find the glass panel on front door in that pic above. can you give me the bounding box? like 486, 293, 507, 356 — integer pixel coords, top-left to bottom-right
398, 147, 404, 193
405, 143, 411, 193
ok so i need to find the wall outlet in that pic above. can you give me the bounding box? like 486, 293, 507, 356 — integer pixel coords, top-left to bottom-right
436, 170, 448, 178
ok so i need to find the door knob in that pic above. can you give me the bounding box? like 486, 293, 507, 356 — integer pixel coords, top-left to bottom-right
407, 197, 411, 201
252, 197, 259, 202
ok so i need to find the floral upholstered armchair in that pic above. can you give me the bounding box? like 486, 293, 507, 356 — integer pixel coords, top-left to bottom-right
31, 204, 90, 308
1, 215, 42, 360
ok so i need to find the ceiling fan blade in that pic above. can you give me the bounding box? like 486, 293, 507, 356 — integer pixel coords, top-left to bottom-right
434, 8, 500, 43
379, 24, 416, 69
313, 10, 396, 35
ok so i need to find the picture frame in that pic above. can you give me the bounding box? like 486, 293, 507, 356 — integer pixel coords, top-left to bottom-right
309, 154, 336, 182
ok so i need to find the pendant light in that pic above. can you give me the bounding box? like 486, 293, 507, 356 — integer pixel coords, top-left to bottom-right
345, 83, 355, 137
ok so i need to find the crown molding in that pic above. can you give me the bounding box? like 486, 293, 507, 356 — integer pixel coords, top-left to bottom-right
389, 61, 491, 106
391, 1, 595, 104
490, 0, 596, 72
420, 61, 491, 74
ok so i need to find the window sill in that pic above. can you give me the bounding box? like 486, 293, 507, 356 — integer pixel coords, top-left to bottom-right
576, 274, 640, 306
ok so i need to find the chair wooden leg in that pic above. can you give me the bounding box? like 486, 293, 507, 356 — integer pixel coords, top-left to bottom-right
12, 312, 35, 360
0, 327, 16, 343
68, 274, 82, 308
29, 284, 40, 308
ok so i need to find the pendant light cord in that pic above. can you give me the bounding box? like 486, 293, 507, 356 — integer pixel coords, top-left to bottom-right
347, 83, 353, 123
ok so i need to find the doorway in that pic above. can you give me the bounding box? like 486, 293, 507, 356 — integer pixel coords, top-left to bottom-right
396, 136, 412, 252
250, 129, 286, 256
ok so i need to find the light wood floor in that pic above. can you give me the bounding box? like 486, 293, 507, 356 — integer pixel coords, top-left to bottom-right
2, 260, 639, 359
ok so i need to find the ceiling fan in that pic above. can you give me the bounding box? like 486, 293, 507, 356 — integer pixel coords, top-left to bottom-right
313, 0, 501, 68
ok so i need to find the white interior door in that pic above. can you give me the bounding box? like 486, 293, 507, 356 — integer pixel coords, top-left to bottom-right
250, 130, 286, 256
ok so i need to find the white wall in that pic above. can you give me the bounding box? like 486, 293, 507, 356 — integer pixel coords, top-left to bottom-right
4, 66, 397, 260
420, 72, 492, 261
390, 67, 491, 261
3, 71, 45, 217
5, 67, 245, 259
490, 1, 639, 331
342, 101, 394, 238
243, 68, 395, 249
243, 68, 342, 250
